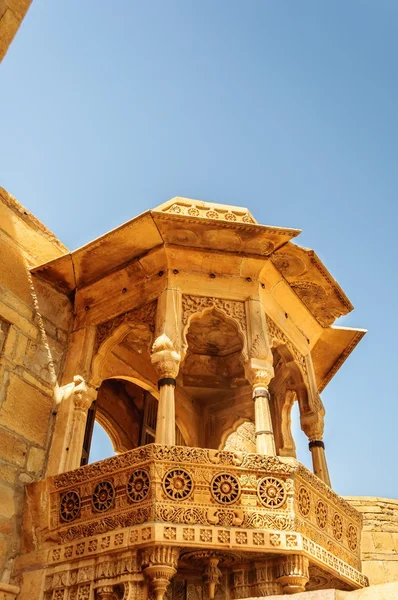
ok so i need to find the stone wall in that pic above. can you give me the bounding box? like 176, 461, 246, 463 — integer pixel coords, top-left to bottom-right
249, 581, 398, 598
0, 188, 72, 584
345, 497, 398, 585
0, 0, 31, 62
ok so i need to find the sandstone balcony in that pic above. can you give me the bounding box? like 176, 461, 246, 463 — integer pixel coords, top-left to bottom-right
21, 444, 367, 598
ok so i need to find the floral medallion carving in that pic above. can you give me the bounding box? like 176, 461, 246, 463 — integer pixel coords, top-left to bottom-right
347, 524, 358, 551
127, 469, 150, 503
211, 472, 241, 504
48, 442, 365, 592
60, 490, 81, 522
298, 487, 311, 516
163, 468, 194, 501
257, 477, 286, 508
188, 207, 200, 217
92, 481, 115, 512
332, 513, 343, 540
315, 500, 328, 529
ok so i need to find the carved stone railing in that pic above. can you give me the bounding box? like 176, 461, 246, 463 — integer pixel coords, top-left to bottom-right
20, 445, 367, 599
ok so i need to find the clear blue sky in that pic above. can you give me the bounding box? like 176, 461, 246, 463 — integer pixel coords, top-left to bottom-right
2, 1, 397, 498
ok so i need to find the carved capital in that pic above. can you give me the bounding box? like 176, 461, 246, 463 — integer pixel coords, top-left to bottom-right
56, 375, 97, 413
141, 547, 180, 600
245, 358, 274, 389
140, 546, 180, 570
96, 586, 117, 600
151, 335, 181, 379
301, 412, 324, 441
143, 565, 176, 600
276, 555, 309, 594
73, 376, 97, 412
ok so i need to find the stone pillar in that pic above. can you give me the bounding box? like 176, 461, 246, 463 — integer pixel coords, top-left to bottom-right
203, 556, 221, 600
301, 356, 331, 487
245, 361, 276, 456
301, 414, 331, 487
47, 325, 97, 476
244, 298, 276, 456
63, 376, 97, 472
151, 335, 181, 446
141, 547, 180, 600
309, 439, 331, 486
276, 555, 309, 594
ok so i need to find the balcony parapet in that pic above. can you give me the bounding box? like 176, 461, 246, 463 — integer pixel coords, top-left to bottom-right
20, 444, 368, 596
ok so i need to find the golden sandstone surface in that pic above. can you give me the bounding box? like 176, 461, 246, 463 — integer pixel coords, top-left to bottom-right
1, 6, 398, 599
0, 187, 397, 600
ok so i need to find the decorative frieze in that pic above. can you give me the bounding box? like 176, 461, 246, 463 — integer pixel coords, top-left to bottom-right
95, 301, 157, 353
182, 295, 247, 337
45, 443, 364, 592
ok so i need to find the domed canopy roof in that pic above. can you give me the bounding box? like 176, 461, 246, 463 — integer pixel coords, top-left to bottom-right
32, 197, 365, 392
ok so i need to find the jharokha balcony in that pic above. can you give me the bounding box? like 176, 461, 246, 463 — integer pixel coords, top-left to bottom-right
21, 444, 366, 600
17, 198, 368, 600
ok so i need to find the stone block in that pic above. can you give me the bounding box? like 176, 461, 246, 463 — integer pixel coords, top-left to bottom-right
0, 374, 53, 446
0, 237, 31, 306
13, 332, 28, 361
16, 567, 43, 600
31, 277, 72, 332
362, 560, 388, 586
249, 582, 398, 598
0, 299, 38, 340
0, 429, 27, 467
0, 519, 12, 536
1, 327, 16, 361
6, 0, 31, 21
372, 532, 396, 554
23, 338, 60, 385
0, 7, 19, 61
0, 537, 9, 575
1, 290, 33, 322
361, 531, 375, 553
0, 463, 16, 486
0, 2, 7, 20
26, 447, 45, 474
0, 484, 15, 519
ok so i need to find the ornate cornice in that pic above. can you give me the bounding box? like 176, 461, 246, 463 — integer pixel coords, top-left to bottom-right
319, 330, 366, 392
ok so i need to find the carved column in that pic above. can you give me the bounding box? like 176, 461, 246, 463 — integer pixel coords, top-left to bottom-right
141, 547, 180, 600
151, 335, 180, 445
276, 555, 309, 594
245, 361, 276, 455
203, 556, 221, 600
47, 324, 97, 476
301, 355, 331, 487
50, 375, 98, 474
62, 376, 97, 472
151, 288, 182, 446
301, 413, 331, 487
245, 299, 276, 456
